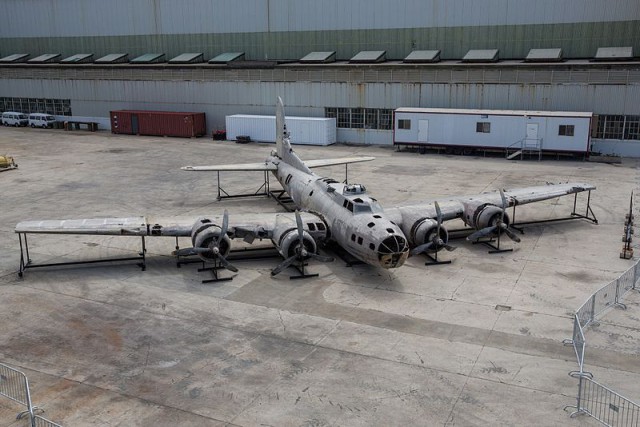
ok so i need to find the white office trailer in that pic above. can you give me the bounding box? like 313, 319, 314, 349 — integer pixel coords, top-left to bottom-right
393, 108, 593, 157
226, 115, 336, 146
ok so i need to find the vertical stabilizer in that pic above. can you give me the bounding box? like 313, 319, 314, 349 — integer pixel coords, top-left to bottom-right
275, 97, 312, 173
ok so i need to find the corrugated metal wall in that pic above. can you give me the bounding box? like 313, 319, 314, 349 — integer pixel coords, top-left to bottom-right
1, 77, 638, 130
0, 0, 638, 59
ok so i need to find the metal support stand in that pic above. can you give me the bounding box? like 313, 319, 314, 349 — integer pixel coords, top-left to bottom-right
423, 251, 452, 266
472, 237, 513, 254
198, 260, 233, 284
216, 170, 270, 200
289, 260, 319, 280
511, 190, 598, 233
269, 189, 296, 212
17, 233, 146, 277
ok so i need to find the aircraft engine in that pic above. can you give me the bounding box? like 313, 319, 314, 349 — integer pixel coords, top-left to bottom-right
410, 218, 449, 250
190, 219, 232, 262
464, 203, 510, 231
272, 228, 317, 259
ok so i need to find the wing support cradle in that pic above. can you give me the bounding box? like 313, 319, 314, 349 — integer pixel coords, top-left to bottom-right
17, 232, 147, 278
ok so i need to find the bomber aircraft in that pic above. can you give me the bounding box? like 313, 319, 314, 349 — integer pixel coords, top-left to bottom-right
16, 98, 596, 277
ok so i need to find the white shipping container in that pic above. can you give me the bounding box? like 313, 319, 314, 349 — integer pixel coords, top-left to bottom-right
226, 114, 336, 146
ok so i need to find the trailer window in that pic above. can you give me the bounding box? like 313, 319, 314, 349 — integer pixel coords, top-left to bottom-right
559, 125, 575, 136
476, 122, 491, 133
398, 119, 411, 130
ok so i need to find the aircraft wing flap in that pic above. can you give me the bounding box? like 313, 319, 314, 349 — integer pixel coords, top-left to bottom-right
15, 217, 148, 236
181, 162, 277, 172
305, 156, 375, 168
502, 182, 596, 205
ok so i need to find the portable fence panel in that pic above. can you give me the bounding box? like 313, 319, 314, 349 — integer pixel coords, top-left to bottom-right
0, 363, 29, 406
34, 415, 63, 427
634, 262, 640, 288
617, 266, 635, 300
580, 377, 640, 427
594, 279, 619, 317
571, 315, 586, 370
577, 295, 595, 328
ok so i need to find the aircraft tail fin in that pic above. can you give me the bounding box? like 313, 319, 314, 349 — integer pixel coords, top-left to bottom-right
275, 97, 312, 174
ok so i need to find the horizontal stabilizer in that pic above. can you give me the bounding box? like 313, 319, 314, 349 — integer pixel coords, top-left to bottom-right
305, 156, 375, 168
182, 162, 277, 172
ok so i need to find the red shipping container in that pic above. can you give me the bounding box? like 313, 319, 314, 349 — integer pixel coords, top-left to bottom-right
110, 110, 206, 138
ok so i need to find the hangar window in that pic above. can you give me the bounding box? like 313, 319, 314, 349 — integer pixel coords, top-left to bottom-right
0, 97, 71, 116
325, 108, 393, 130
594, 115, 640, 140
558, 125, 575, 136
476, 122, 491, 133
398, 119, 411, 130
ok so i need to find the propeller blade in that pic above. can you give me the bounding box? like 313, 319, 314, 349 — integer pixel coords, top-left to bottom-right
308, 252, 334, 263
295, 210, 304, 243
466, 226, 497, 241
410, 241, 434, 256
434, 201, 443, 224
500, 223, 522, 243
220, 209, 229, 239
271, 255, 298, 276
217, 254, 239, 273
172, 247, 210, 256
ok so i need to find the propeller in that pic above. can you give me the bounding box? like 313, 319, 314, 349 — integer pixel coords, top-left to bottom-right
271, 210, 333, 276
173, 210, 238, 272
466, 190, 521, 243
410, 201, 456, 256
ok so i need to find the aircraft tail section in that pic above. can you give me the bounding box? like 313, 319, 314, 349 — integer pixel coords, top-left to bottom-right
275, 97, 312, 174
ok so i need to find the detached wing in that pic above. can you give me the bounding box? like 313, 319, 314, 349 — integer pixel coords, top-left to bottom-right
388, 182, 596, 226
15, 217, 149, 236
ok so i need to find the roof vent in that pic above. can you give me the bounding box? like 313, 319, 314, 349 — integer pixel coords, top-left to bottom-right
350, 51, 386, 64
300, 51, 336, 64
593, 46, 633, 61
525, 48, 563, 62
404, 50, 441, 63
462, 49, 499, 63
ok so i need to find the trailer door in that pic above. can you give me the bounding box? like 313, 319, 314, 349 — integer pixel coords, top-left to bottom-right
418, 120, 429, 143
526, 123, 539, 140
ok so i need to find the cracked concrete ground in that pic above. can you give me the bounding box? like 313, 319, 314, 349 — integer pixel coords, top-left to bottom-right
1, 127, 639, 426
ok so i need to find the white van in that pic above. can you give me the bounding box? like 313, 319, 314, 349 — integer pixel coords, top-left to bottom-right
2, 112, 29, 127
28, 113, 57, 128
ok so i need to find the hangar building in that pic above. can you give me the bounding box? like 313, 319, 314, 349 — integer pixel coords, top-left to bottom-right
0, 0, 638, 155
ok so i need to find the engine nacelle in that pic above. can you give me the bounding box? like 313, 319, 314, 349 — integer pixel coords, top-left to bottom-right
410, 218, 449, 250
273, 228, 317, 259
463, 203, 509, 230
190, 218, 231, 262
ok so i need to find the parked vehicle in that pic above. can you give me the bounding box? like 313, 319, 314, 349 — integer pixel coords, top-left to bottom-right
2, 112, 29, 127
28, 113, 57, 128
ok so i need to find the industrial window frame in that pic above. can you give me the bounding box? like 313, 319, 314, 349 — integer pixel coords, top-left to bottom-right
325, 107, 394, 130
398, 119, 411, 130
476, 122, 491, 133
595, 115, 640, 140
558, 125, 575, 136
0, 97, 72, 116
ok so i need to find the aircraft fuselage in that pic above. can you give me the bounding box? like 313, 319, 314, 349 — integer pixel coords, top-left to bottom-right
270, 155, 409, 268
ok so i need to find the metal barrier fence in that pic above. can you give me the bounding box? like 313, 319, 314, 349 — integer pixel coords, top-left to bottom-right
564, 261, 640, 425
0, 363, 61, 427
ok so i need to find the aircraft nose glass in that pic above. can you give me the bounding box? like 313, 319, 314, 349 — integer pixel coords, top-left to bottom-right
378, 235, 407, 254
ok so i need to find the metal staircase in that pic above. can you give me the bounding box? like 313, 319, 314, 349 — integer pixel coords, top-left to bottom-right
505, 138, 543, 160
